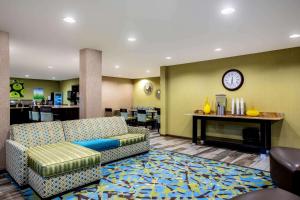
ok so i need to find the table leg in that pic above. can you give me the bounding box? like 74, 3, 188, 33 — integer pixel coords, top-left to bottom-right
260, 122, 266, 154
265, 121, 272, 152
201, 119, 206, 144
192, 116, 198, 144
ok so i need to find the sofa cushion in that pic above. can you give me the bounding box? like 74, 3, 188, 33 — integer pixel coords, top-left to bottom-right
62, 117, 128, 142
73, 138, 120, 151
109, 133, 146, 146
11, 121, 65, 147
28, 142, 101, 177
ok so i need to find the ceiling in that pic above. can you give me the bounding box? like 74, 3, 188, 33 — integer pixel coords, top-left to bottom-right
0, 0, 300, 80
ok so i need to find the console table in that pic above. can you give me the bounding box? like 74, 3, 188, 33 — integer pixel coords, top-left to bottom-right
187, 112, 284, 154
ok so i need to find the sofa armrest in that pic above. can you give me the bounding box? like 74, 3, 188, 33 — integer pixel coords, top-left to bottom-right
6, 140, 28, 186
127, 126, 150, 140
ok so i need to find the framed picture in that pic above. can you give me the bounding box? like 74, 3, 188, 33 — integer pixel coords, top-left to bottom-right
33, 88, 45, 100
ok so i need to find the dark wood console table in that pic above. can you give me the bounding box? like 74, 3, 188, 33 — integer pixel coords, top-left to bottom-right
188, 112, 284, 154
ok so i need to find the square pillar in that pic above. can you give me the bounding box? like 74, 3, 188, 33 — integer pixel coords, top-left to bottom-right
0, 31, 10, 169
160, 66, 168, 135
79, 48, 103, 118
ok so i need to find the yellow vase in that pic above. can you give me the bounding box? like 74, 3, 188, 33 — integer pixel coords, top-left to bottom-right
203, 98, 211, 114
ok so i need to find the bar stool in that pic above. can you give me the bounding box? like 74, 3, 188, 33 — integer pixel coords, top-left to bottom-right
40, 106, 54, 122
28, 106, 32, 122
31, 106, 40, 122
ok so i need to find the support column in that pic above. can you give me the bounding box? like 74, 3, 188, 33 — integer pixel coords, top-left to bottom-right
0, 31, 10, 169
160, 66, 168, 135
79, 48, 103, 118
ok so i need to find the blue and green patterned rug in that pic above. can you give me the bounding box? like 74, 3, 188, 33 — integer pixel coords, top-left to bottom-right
22, 150, 274, 199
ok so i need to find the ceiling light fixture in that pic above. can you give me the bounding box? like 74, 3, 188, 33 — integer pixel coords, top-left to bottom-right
25, 74, 30, 78
48, 66, 53, 69
115, 65, 120, 69
146, 70, 150, 73
215, 48, 222, 52
289, 34, 300, 39
52, 77, 56, 80
221, 7, 235, 15
63, 17, 76, 24
128, 37, 137, 42
165, 56, 172, 60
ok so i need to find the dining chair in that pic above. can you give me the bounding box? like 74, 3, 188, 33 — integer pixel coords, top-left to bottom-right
156, 109, 161, 133
120, 108, 136, 126
40, 106, 54, 122
137, 109, 155, 129
104, 108, 113, 117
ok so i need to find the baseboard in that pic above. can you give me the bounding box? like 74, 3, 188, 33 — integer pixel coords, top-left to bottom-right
161, 133, 191, 140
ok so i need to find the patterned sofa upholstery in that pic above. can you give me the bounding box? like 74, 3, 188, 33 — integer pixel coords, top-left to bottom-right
62, 117, 150, 164
6, 117, 150, 198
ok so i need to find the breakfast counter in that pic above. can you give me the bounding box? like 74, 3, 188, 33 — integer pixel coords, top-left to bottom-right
10, 105, 79, 124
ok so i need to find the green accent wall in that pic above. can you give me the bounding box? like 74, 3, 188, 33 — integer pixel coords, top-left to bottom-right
10, 78, 60, 100
133, 77, 160, 108
161, 47, 300, 148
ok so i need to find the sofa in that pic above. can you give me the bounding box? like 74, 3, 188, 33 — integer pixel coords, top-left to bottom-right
6, 117, 150, 198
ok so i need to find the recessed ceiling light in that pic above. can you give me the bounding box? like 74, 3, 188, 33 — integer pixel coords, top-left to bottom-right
165, 56, 172, 60
289, 34, 300, 39
117, 75, 121, 77
63, 17, 76, 24
115, 65, 120, 69
128, 37, 137, 42
215, 48, 222, 52
221, 7, 235, 15
25, 74, 30, 78
48, 66, 53, 69
146, 70, 150, 73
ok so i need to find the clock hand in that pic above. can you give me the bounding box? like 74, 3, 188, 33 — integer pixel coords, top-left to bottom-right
231, 77, 233, 85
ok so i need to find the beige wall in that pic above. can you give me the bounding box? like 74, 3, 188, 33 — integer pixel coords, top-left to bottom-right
59, 76, 133, 110
132, 77, 160, 108
102, 76, 133, 110
10, 78, 60, 100
161, 47, 300, 148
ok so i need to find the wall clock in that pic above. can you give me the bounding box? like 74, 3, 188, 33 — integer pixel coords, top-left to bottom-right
144, 81, 153, 95
222, 69, 244, 91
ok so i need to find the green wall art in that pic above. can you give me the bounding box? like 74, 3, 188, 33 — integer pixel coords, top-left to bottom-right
10, 80, 25, 98
33, 88, 45, 100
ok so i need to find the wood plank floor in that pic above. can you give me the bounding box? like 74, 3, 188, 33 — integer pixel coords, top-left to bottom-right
150, 132, 270, 171
0, 131, 270, 199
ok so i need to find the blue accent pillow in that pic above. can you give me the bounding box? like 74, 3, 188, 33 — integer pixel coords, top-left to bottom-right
72, 138, 120, 152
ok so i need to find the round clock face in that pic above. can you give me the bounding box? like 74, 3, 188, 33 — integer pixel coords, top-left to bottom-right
222, 69, 244, 91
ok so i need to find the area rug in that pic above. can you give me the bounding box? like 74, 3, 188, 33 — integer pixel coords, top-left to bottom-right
21, 150, 274, 199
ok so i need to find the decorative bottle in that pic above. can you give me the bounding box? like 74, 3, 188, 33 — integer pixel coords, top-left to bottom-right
231, 98, 235, 115
236, 98, 240, 115
240, 98, 244, 115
